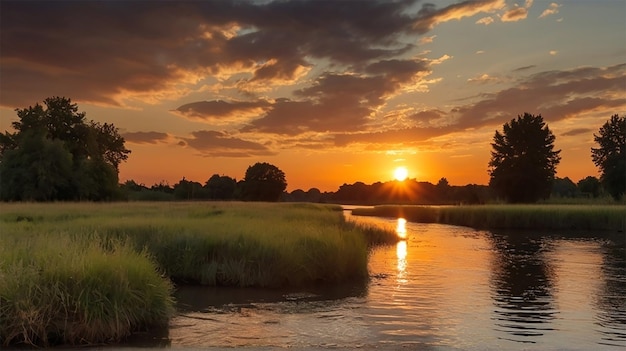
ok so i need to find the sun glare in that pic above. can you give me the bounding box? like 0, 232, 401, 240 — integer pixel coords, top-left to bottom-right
394, 167, 408, 181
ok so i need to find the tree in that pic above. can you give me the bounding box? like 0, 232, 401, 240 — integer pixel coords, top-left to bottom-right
173, 177, 204, 200
0, 97, 131, 201
488, 113, 561, 203
0, 130, 73, 201
577, 176, 601, 198
591, 114, 625, 201
205, 174, 237, 200
551, 177, 577, 198
240, 162, 287, 201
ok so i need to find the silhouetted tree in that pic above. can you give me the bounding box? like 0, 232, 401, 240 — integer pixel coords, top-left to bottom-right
151, 181, 174, 193
173, 177, 204, 200
205, 174, 237, 200
488, 113, 561, 203
577, 176, 601, 198
0, 97, 130, 201
436, 177, 450, 201
240, 162, 287, 201
551, 177, 578, 198
591, 114, 625, 201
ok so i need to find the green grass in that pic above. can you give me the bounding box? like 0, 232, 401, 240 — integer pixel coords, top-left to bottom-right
0, 201, 397, 347
0, 235, 174, 347
352, 204, 626, 231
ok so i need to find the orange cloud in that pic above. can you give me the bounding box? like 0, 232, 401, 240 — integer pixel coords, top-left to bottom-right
539, 3, 561, 18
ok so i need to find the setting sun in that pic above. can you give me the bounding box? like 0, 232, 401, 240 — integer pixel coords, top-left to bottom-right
394, 167, 409, 181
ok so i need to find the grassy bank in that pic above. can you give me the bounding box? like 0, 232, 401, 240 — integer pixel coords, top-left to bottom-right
351, 204, 626, 231
0, 202, 397, 347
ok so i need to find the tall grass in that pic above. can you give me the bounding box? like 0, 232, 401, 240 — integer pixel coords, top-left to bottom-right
0, 234, 174, 347
352, 204, 626, 231
0, 201, 397, 347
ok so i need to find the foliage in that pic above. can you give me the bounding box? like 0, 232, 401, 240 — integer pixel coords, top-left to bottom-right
591, 114, 626, 201
353, 204, 626, 232
205, 174, 237, 199
172, 177, 206, 200
240, 162, 287, 201
330, 179, 492, 204
488, 113, 561, 203
577, 176, 602, 198
0, 97, 130, 201
0, 201, 399, 346
0, 234, 173, 347
551, 177, 578, 198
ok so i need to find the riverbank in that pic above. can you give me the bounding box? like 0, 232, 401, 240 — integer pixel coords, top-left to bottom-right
0, 202, 397, 347
351, 204, 626, 231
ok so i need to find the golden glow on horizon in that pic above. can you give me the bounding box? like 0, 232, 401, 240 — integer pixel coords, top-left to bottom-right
394, 166, 409, 181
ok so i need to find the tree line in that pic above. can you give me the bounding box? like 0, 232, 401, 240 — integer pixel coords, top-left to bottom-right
1, 98, 624, 203
121, 162, 287, 202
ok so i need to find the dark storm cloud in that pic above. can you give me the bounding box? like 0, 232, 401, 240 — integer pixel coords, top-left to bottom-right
122, 131, 169, 144
182, 130, 274, 157
334, 63, 626, 145
1, 0, 505, 108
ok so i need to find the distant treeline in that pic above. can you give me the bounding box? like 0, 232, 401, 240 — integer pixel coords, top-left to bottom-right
122, 175, 606, 205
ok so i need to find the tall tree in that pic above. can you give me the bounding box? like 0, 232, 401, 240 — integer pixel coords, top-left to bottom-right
0, 97, 130, 201
488, 113, 561, 203
240, 162, 287, 201
591, 114, 625, 200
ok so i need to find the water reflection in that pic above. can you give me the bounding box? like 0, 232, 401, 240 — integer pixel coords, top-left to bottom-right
128, 211, 626, 350
596, 237, 626, 347
396, 240, 407, 282
396, 217, 407, 239
488, 231, 557, 343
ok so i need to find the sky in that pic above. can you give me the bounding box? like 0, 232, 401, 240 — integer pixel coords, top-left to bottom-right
1, 0, 625, 192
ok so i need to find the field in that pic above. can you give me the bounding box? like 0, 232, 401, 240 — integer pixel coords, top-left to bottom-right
352, 204, 626, 232
0, 202, 397, 347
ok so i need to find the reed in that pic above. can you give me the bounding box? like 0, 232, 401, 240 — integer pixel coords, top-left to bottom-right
352, 204, 626, 231
0, 201, 397, 347
0, 234, 174, 347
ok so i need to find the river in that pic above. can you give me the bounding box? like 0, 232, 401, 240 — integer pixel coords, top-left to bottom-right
131, 209, 626, 350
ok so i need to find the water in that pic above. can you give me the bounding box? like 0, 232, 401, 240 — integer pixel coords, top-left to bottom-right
137, 210, 626, 350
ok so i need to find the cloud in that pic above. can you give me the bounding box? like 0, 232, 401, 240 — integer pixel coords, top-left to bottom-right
414, 0, 506, 33
181, 130, 274, 157
513, 65, 536, 72
175, 100, 271, 123
467, 73, 501, 84
420, 35, 437, 44
240, 58, 432, 135
502, 0, 533, 22
561, 128, 592, 137
333, 63, 626, 145
122, 131, 170, 144
1, 0, 532, 109
539, 3, 561, 18
550, 50, 558, 56
476, 16, 495, 25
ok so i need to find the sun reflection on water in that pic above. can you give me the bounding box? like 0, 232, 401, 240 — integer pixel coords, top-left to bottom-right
396, 240, 407, 282
396, 218, 407, 239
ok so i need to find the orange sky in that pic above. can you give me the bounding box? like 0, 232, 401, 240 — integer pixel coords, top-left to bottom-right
1, 0, 624, 191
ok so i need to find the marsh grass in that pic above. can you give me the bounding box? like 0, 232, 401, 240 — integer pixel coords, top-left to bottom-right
0, 234, 174, 347
0, 201, 397, 347
352, 204, 626, 231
